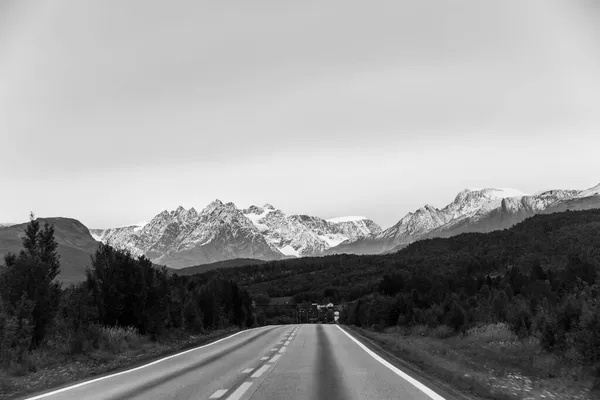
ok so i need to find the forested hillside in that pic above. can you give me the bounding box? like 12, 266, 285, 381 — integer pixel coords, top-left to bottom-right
0, 218, 254, 380
205, 209, 600, 302
200, 210, 600, 373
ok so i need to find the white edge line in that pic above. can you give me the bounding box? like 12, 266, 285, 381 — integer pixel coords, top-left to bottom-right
242, 368, 254, 374
336, 326, 446, 400
24, 326, 267, 400
226, 381, 253, 400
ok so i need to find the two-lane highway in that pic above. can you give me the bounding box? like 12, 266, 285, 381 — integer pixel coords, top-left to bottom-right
25, 325, 452, 400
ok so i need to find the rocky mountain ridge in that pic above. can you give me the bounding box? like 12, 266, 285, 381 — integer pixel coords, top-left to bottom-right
91, 201, 382, 268
326, 183, 600, 255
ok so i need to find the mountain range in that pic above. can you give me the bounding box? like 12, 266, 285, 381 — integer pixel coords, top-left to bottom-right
90, 201, 382, 268
1, 183, 599, 281
327, 184, 600, 255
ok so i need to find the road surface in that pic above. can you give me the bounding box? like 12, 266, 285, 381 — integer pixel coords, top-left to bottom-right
25, 325, 453, 400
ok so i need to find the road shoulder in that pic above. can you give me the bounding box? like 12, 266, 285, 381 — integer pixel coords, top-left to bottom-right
6, 327, 269, 400
340, 325, 477, 400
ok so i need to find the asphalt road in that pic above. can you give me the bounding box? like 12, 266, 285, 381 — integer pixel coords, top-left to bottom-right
26, 324, 451, 400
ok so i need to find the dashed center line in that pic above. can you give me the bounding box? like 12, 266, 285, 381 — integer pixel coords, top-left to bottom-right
209, 389, 229, 399
225, 382, 253, 400
213, 328, 297, 399
269, 354, 281, 363
251, 365, 270, 378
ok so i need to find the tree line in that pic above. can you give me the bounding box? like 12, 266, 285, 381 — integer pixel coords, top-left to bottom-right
0, 217, 255, 366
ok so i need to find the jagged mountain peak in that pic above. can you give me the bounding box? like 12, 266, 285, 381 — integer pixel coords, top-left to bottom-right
92, 198, 380, 268
202, 199, 236, 215
417, 204, 438, 213
207, 199, 224, 208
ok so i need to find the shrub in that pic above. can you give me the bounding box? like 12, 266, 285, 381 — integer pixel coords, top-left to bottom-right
411, 325, 429, 337
430, 325, 454, 339
0, 295, 34, 366
466, 323, 517, 342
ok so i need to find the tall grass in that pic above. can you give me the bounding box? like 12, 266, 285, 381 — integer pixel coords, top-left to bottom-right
97, 326, 144, 354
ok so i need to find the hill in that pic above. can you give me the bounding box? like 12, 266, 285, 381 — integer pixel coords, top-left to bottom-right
174, 258, 266, 276
0, 218, 99, 284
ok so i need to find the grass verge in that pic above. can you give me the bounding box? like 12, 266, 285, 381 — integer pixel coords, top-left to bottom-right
0, 327, 239, 400
348, 323, 597, 400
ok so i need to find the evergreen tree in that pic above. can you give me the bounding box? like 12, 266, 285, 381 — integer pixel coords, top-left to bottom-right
0, 214, 61, 349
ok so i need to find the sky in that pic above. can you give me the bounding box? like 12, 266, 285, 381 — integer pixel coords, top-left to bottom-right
1, 0, 599, 229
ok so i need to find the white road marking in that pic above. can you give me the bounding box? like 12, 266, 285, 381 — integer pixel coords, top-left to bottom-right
209, 389, 229, 398
285, 340, 291, 345
336, 326, 446, 400
251, 364, 270, 378
23, 327, 265, 400
269, 354, 281, 363
242, 368, 254, 374
278, 347, 286, 354
226, 382, 253, 400
270, 348, 277, 351
260, 356, 269, 361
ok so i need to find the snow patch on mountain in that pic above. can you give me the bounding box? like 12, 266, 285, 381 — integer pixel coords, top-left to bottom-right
466, 188, 529, 198
243, 206, 274, 232
577, 183, 600, 198
317, 234, 347, 247
279, 244, 301, 257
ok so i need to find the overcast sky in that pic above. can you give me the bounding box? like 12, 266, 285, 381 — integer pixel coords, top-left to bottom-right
1, 0, 599, 229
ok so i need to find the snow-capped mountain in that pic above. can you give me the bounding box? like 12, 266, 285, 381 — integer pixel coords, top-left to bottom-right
90, 183, 600, 264
241, 205, 381, 257
378, 188, 530, 246
91, 201, 381, 268
327, 184, 600, 255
